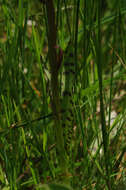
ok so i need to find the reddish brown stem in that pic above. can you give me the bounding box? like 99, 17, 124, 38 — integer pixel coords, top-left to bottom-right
45, 0, 67, 171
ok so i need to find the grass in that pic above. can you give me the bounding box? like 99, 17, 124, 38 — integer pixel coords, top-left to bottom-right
0, 0, 126, 189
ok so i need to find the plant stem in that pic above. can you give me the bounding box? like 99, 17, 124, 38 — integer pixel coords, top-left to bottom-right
45, 0, 67, 172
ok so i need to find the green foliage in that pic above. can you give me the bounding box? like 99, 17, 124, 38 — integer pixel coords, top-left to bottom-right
37, 183, 73, 190
0, 0, 126, 189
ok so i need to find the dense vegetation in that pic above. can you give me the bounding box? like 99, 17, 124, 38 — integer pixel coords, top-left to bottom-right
0, 0, 126, 189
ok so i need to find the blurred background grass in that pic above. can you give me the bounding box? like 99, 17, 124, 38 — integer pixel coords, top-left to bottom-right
0, 0, 126, 189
